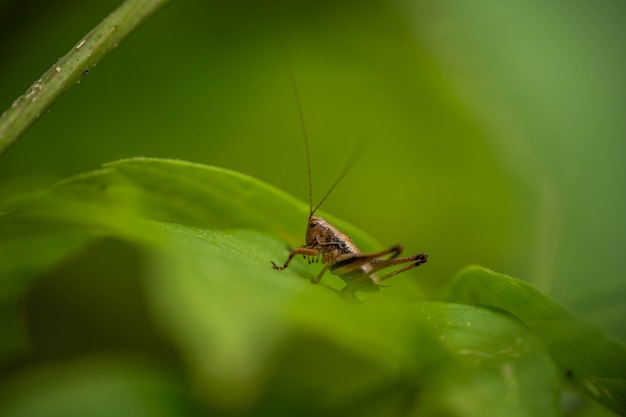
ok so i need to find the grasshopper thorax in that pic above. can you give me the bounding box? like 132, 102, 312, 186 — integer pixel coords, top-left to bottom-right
306, 215, 360, 255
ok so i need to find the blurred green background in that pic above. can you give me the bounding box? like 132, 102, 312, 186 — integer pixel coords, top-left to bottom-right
0, 0, 624, 348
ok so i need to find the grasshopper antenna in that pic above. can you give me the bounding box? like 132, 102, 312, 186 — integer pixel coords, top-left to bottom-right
310, 142, 362, 216
285, 55, 314, 217
284, 53, 363, 218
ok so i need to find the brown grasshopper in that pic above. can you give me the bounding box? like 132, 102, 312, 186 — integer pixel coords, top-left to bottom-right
271, 66, 428, 297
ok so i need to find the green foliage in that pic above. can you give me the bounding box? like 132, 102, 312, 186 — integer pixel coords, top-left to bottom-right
0, 158, 623, 416
1, 1, 625, 416
445, 267, 626, 415
2, 0, 625, 341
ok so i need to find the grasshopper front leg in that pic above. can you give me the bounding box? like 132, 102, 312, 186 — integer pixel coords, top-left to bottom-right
271, 246, 320, 270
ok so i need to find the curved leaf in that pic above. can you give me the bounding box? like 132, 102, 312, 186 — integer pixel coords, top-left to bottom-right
0, 158, 386, 363
142, 224, 558, 416
413, 302, 558, 417
443, 266, 626, 415
50, 157, 381, 250
1, 158, 612, 416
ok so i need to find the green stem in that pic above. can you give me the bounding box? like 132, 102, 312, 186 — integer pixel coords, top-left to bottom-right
0, 0, 171, 155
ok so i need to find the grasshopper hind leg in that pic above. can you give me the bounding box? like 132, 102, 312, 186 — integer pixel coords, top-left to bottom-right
372, 252, 428, 281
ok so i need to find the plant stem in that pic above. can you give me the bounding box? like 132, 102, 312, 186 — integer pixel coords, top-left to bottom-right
0, 0, 171, 156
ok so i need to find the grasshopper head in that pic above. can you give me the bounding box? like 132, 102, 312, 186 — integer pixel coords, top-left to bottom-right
305, 216, 327, 247
306, 215, 357, 253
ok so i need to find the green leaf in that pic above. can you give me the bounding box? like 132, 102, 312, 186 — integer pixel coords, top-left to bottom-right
0, 157, 380, 288
443, 266, 626, 415
49, 157, 380, 250
1, 158, 615, 416
141, 224, 559, 416
413, 302, 559, 417
0, 157, 382, 363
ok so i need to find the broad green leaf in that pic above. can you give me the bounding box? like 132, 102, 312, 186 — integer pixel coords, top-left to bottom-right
143, 223, 423, 410
50, 158, 381, 250
443, 266, 626, 415
0, 158, 611, 416
0, 158, 382, 361
413, 302, 558, 417
138, 221, 557, 415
